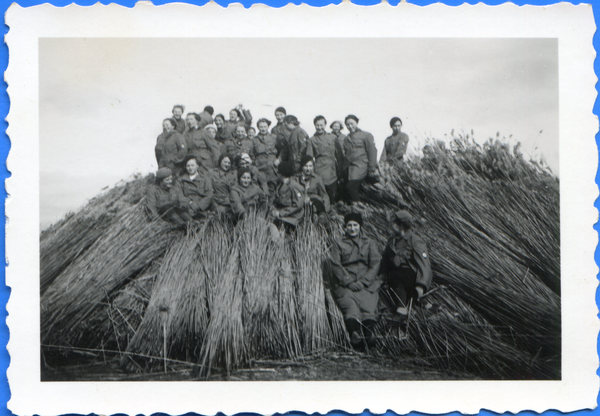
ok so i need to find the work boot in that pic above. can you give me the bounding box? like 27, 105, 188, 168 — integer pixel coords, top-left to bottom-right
363, 319, 377, 348
345, 318, 362, 350
350, 331, 362, 349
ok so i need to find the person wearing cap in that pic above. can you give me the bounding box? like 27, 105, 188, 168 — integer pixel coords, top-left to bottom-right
229, 167, 267, 219
145, 167, 191, 228
185, 114, 221, 170
379, 210, 433, 320
155, 118, 188, 176
282, 115, 311, 172
171, 105, 187, 134
252, 118, 279, 194
271, 161, 305, 228
309, 115, 344, 203
198, 105, 214, 130
295, 155, 330, 223
380, 117, 409, 168
342, 115, 378, 206
329, 212, 382, 349
211, 154, 237, 214
174, 155, 214, 219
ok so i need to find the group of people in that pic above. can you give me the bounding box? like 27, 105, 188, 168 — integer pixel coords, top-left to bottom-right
150, 103, 428, 349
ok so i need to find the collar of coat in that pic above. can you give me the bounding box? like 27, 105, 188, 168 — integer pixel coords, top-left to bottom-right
341, 232, 369, 244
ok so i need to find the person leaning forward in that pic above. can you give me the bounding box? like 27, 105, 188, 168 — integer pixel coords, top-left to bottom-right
328, 213, 382, 349
379, 210, 433, 320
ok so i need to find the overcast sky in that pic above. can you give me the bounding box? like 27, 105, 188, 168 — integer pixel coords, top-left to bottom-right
39, 37, 558, 228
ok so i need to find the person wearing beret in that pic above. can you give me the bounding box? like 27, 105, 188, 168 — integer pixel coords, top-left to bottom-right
294, 155, 330, 224
342, 114, 378, 206
155, 118, 188, 176
271, 161, 305, 228
229, 167, 267, 219
174, 155, 214, 219
171, 105, 187, 135
185, 113, 221, 170
309, 115, 344, 204
379, 210, 433, 320
145, 167, 191, 228
329, 213, 382, 349
380, 117, 409, 168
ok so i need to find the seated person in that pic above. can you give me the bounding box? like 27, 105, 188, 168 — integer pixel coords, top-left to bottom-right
229, 167, 267, 219
145, 167, 191, 228
211, 154, 237, 214
295, 155, 330, 225
174, 155, 214, 219
271, 161, 305, 229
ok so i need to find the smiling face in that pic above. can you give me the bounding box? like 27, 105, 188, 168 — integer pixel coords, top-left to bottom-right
302, 160, 314, 176
186, 158, 199, 176
206, 127, 217, 139
235, 125, 247, 139
186, 114, 198, 129
331, 122, 342, 134
229, 110, 239, 121
239, 172, 252, 188
220, 157, 231, 171
160, 175, 173, 189
172, 107, 183, 119
275, 111, 285, 123
392, 120, 403, 134
214, 116, 224, 128
258, 121, 269, 134
247, 127, 256, 138
163, 120, 174, 132
345, 118, 358, 133
345, 220, 361, 238
314, 119, 326, 134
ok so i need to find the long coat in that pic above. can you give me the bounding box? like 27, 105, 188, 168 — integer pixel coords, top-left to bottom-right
272, 179, 305, 226
175, 172, 213, 215
185, 128, 221, 170
380, 132, 409, 166
156, 130, 187, 171
252, 133, 279, 183
211, 168, 237, 212
343, 129, 378, 181
308, 132, 344, 186
229, 183, 265, 216
379, 230, 432, 292
287, 126, 311, 171
294, 172, 330, 212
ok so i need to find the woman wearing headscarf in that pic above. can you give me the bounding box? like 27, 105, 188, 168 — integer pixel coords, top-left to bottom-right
283, 115, 311, 173
295, 155, 330, 224
211, 154, 238, 214
271, 161, 305, 228
328, 212, 382, 349
185, 113, 221, 170
252, 118, 279, 193
174, 155, 214, 219
342, 115, 378, 206
229, 167, 267, 219
309, 115, 344, 203
380, 117, 409, 168
155, 118, 188, 176
145, 167, 191, 228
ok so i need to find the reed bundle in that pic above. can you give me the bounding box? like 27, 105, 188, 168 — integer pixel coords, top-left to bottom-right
41, 202, 175, 348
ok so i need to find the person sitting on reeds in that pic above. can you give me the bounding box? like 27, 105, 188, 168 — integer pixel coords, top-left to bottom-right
342, 115, 378, 208
227, 124, 255, 157
295, 155, 330, 226
175, 155, 214, 219
211, 154, 237, 214
329, 212, 382, 349
379, 210, 432, 322
155, 118, 188, 176
145, 167, 191, 229
309, 115, 344, 204
271, 161, 305, 229
380, 117, 409, 168
185, 113, 221, 171
252, 118, 279, 195
235, 153, 270, 196
229, 167, 267, 219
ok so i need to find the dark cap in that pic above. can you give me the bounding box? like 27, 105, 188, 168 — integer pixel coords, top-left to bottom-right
277, 161, 295, 178
344, 212, 363, 226
275, 106, 287, 115
156, 167, 172, 181
300, 155, 314, 168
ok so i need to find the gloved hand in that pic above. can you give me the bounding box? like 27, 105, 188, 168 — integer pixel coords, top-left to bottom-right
347, 281, 362, 292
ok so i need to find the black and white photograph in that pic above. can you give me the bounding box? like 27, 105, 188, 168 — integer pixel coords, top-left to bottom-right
6, 3, 598, 414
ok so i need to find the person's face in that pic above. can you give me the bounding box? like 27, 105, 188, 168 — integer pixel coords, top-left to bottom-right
206, 128, 217, 139
314, 119, 326, 134
220, 157, 231, 171
163, 120, 174, 132
230, 110, 238, 121
239, 159, 250, 169
187, 114, 198, 128
160, 175, 173, 189
345, 221, 360, 237
240, 172, 252, 188
275, 111, 285, 122
302, 160, 314, 176
186, 159, 199, 175
247, 128, 256, 138
345, 119, 358, 133
172, 107, 183, 119
236, 126, 247, 139
331, 122, 341, 134
392, 120, 402, 134
258, 122, 269, 135
215, 117, 224, 128
285, 122, 295, 131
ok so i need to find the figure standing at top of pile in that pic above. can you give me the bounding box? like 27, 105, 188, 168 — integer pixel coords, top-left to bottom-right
380, 117, 409, 168
308, 115, 344, 204
155, 118, 188, 176
171, 105, 187, 134
329, 213, 382, 350
342, 115, 378, 207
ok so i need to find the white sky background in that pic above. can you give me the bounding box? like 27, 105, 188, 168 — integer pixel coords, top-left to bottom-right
39, 37, 558, 228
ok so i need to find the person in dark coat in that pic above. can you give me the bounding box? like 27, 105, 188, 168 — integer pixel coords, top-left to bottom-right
224, 125, 254, 157
342, 114, 378, 206
283, 115, 310, 173
174, 155, 214, 219
145, 167, 191, 228
171, 105, 186, 134
211, 154, 237, 214
252, 118, 279, 194
272, 107, 291, 167
309, 115, 344, 203
198, 106, 214, 130
380, 117, 409, 168
185, 114, 220, 170
379, 210, 433, 320
229, 167, 267, 219
214, 114, 233, 146
235, 153, 270, 196
329, 213, 382, 349
155, 118, 188, 176
271, 161, 305, 229
295, 155, 330, 224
